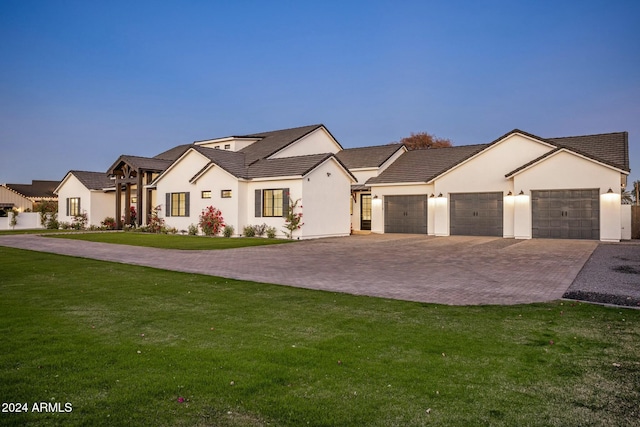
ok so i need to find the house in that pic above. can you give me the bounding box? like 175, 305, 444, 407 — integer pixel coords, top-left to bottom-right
335, 143, 406, 232
55, 124, 630, 241
54, 171, 115, 226
0, 180, 59, 213
367, 129, 629, 241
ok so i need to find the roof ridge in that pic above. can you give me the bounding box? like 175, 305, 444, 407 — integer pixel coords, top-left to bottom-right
548, 131, 628, 140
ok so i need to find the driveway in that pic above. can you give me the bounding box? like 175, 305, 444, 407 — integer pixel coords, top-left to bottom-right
0, 233, 597, 305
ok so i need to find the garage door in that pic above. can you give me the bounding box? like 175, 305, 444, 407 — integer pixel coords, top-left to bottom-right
532, 189, 599, 239
384, 195, 427, 234
450, 192, 503, 236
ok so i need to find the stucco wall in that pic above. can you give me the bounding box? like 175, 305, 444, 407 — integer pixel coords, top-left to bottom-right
0, 186, 33, 212
247, 179, 303, 238
513, 151, 623, 241
57, 174, 91, 225
190, 166, 241, 235
301, 159, 351, 239
270, 127, 341, 159
0, 212, 42, 230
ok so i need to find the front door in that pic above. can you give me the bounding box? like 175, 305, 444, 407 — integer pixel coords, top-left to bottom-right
360, 194, 372, 230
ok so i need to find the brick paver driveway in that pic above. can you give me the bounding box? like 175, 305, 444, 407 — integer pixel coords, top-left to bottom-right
0, 233, 597, 305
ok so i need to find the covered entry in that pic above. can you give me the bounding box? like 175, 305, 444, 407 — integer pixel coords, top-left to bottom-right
384, 195, 427, 234
450, 192, 503, 236
531, 189, 599, 239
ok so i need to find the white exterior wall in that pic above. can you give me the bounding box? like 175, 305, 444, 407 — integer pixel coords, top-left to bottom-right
513, 151, 624, 241
191, 167, 241, 235
57, 175, 91, 225
156, 150, 210, 231
196, 137, 260, 151
270, 128, 341, 159
247, 179, 303, 238
434, 134, 552, 237
369, 183, 433, 234
90, 191, 116, 226
301, 159, 351, 239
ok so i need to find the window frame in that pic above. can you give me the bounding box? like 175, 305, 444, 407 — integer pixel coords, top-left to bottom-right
201, 190, 212, 199
221, 190, 232, 199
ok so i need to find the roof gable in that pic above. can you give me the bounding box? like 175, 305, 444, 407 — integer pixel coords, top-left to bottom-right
335, 143, 405, 169
239, 124, 328, 164
55, 171, 113, 193
4, 180, 59, 198
547, 131, 629, 171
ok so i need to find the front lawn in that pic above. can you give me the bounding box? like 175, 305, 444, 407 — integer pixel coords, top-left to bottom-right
45, 232, 293, 250
1, 247, 639, 426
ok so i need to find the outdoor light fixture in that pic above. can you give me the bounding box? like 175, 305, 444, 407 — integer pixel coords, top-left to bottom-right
507, 191, 513, 196
606, 188, 613, 194
438, 193, 443, 198
429, 194, 435, 198
373, 195, 378, 199
518, 190, 524, 195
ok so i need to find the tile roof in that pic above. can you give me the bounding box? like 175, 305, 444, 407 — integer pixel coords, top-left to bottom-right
4, 180, 60, 198
107, 155, 174, 175
154, 143, 194, 161
246, 153, 335, 179
239, 124, 330, 164
69, 171, 114, 190
547, 131, 629, 171
367, 144, 488, 184
335, 143, 404, 169
191, 146, 248, 178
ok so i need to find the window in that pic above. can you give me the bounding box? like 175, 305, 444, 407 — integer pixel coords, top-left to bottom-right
224, 144, 231, 150
165, 192, 190, 217
201, 191, 212, 199
263, 189, 284, 217
66, 197, 80, 216
221, 190, 232, 198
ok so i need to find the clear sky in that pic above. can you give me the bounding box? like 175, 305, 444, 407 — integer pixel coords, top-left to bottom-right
1, 0, 638, 186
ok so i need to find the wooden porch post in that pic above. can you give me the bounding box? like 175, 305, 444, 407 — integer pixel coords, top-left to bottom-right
124, 183, 131, 226
136, 169, 143, 226
115, 177, 122, 229
145, 171, 153, 225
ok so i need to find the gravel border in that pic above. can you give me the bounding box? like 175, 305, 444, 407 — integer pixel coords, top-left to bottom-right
564, 241, 640, 308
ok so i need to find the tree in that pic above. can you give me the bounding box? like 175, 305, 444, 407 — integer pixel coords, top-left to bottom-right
396, 132, 453, 150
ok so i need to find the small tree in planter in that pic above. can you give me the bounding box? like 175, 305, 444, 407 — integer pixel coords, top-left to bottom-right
199, 206, 224, 236
147, 205, 166, 233
9, 209, 18, 229
283, 199, 304, 239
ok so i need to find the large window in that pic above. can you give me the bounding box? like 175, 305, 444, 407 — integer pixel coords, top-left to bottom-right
66, 197, 80, 216
166, 192, 190, 217
263, 189, 284, 217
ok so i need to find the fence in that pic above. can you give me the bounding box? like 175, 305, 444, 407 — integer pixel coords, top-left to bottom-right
0, 212, 44, 230
633, 206, 640, 240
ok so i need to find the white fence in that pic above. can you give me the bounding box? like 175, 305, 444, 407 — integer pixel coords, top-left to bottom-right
0, 212, 44, 230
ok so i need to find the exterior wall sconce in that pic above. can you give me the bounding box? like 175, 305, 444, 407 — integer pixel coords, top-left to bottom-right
429, 194, 435, 198
518, 190, 524, 195
373, 195, 378, 199
507, 191, 513, 196
437, 193, 443, 198
606, 188, 613, 193
326, 172, 331, 177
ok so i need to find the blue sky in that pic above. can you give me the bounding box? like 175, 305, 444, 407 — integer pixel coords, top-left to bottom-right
1, 0, 639, 186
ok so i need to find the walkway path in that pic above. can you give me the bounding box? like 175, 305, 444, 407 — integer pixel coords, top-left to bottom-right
0, 234, 598, 306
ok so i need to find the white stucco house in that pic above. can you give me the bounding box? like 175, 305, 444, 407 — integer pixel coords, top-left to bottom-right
54, 171, 115, 226
55, 124, 630, 241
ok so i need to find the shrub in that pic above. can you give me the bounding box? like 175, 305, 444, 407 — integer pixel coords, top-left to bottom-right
71, 212, 88, 230
46, 213, 59, 230
243, 225, 256, 237
251, 223, 266, 237
188, 224, 199, 236
60, 222, 72, 230
146, 205, 165, 233
101, 217, 117, 230
283, 198, 304, 239
266, 226, 277, 239
9, 209, 18, 229
199, 206, 225, 236
223, 225, 234, 238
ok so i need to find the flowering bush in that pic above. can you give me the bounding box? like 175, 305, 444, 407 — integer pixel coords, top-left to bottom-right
146, 205, 166, 233
101, 217, 117, 230
121, 205, 137, 227
71, 212, 88, 230
283, 199, 304, 239
199, 206, 224, 236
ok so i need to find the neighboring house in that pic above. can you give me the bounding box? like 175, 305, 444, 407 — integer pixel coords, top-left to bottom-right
0, 180, 59, 213
367, 129, 629, 242
54, 171, 115, 226
55, 124, 631, 241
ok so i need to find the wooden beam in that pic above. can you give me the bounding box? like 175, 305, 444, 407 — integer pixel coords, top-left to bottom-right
124, 183, 131, 226
115, 178, 122, 229
136, 170, 143, 226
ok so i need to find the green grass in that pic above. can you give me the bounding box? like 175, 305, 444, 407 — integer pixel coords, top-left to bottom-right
1, 247, 639, 426
45, 232, 293, 250
0, 229, 80, 236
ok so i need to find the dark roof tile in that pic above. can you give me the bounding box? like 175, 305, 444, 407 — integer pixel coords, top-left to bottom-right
335, 144, 404, 169
69, 171, 113, 190
4, 180, 60, 198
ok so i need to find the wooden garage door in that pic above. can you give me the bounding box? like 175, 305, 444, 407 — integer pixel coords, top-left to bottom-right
532, 189, 599, 239
450, 192, 503, 236
384, 195, 427, 234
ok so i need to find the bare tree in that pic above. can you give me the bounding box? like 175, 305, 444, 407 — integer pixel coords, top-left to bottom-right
396, 132, 453, 150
